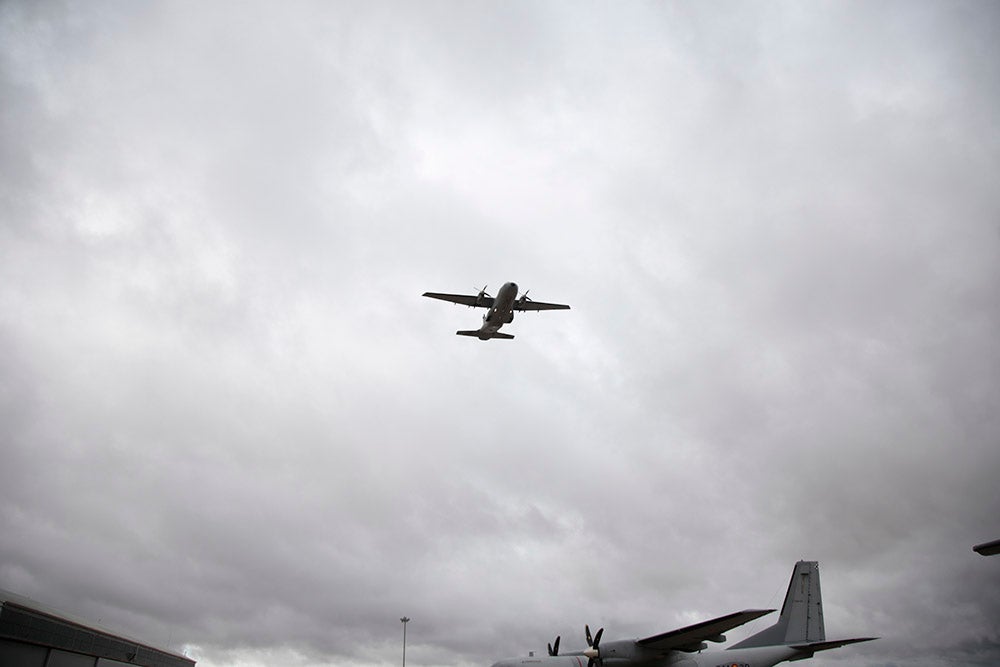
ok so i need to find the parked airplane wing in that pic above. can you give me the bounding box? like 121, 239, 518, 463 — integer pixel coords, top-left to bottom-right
636, 609, 775, 653
423, 292, 493, 308
973, 538, 1000, 556
513, 300, 570, 311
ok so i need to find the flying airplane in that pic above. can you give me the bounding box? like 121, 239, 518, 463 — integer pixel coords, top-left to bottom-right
490, 561, 875, 667
422, 282, 570, 340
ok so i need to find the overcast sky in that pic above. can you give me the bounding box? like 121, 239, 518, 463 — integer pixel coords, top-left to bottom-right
2, 2, 999, 666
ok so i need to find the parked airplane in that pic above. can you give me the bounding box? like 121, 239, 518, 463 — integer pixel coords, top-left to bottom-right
423, 282, 570, 340
490, 561, 875, 667
973, 538, 1000, 556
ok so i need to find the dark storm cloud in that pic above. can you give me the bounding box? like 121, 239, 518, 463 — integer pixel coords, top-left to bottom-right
2, 2, 999, 666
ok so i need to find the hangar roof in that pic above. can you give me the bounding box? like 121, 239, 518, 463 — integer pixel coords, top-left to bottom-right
0, 589, 195, 667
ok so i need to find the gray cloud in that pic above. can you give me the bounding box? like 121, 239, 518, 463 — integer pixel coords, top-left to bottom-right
2, 2, 999, 666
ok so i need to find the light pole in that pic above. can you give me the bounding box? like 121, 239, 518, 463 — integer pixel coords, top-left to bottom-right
400, 617, 410, 667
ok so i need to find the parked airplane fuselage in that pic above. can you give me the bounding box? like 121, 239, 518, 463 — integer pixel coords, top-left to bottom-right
491, 645, 799, 667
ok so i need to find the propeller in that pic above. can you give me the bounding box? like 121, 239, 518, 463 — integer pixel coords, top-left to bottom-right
518, 289, 537, 312
547, 635, 560, 657
583, 625, 604, 667
473, 284, 492, 307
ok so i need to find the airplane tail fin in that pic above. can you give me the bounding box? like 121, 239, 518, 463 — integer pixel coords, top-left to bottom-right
731, 561, 826, 649
730, 561, 877, 656
456, 330, 514, 340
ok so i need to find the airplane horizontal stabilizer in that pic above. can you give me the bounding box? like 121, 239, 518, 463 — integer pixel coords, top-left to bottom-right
456, 331, 515, 340
790, 637, 878, 655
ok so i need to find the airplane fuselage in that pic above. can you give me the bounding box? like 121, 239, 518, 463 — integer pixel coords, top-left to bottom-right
491, 645, 799, 667
477, 281, 520, 339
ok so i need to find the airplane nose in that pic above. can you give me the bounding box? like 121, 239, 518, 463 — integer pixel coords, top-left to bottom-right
509, 282, 518, 293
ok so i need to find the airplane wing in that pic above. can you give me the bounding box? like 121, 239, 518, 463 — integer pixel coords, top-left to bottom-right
973, 538, 1000, 556
422, 292, 493, 308
636, 609, 775, 653
512, 299, 570, 312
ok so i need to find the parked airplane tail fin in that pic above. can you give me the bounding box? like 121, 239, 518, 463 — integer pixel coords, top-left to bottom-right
456, 330, 515, 340
731, 561, 825, 649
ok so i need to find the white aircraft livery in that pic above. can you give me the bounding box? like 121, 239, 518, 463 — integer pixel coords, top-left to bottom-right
423, 282, 570, 340
490, 561, 875, 667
